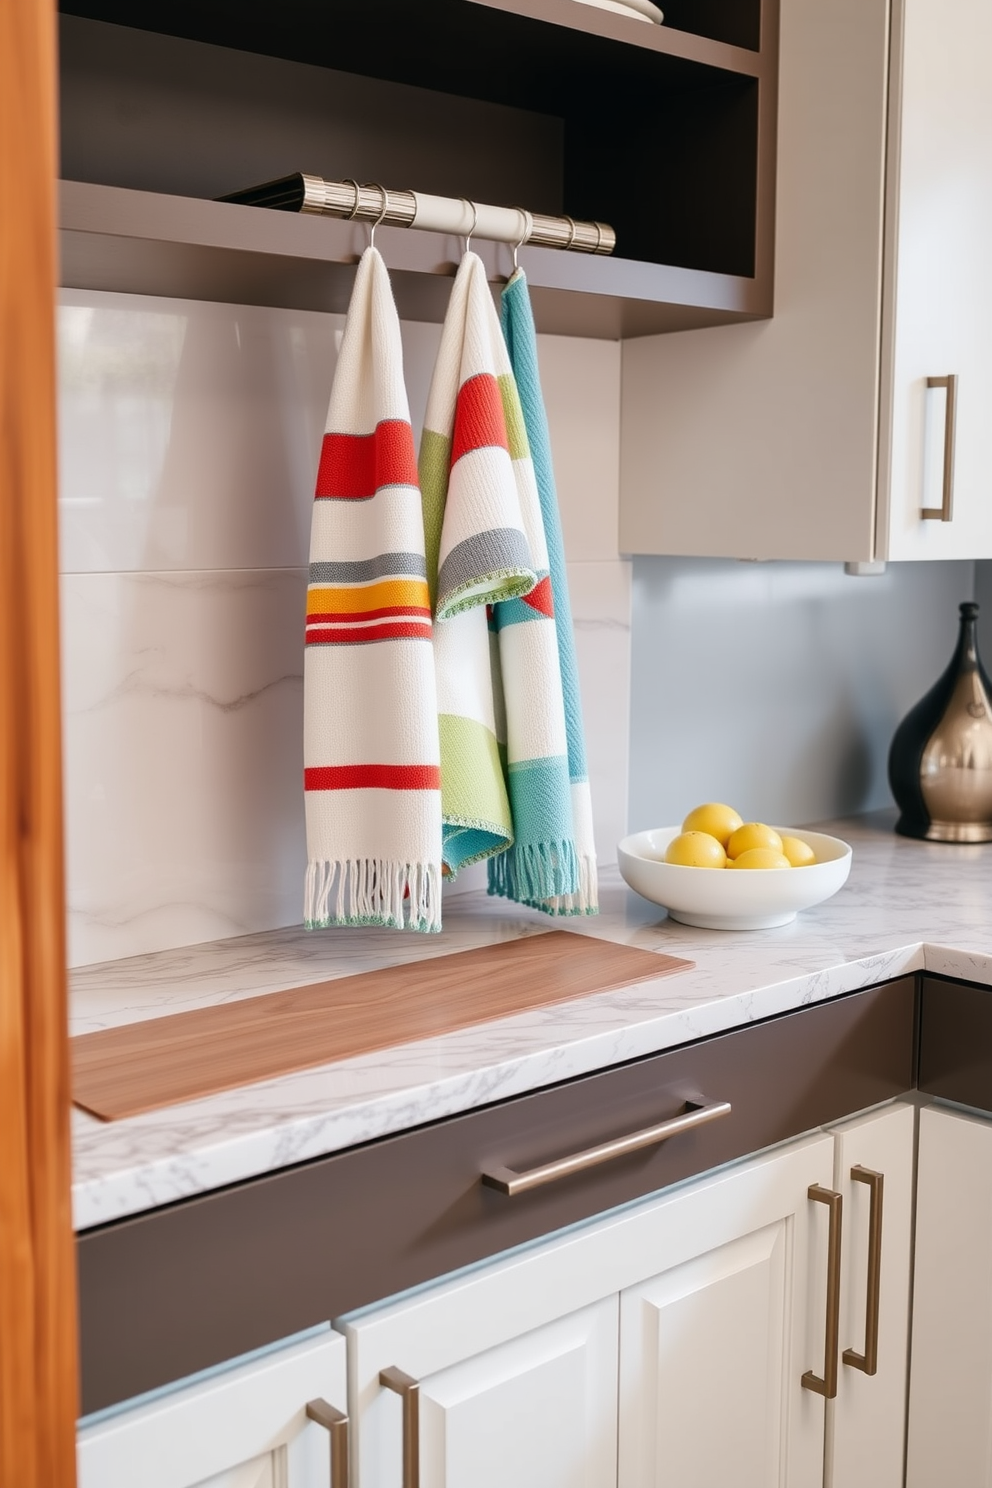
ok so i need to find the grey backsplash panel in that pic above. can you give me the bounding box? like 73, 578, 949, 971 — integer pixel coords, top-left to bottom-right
629, 558, 976, 832
975, 562, 992, 660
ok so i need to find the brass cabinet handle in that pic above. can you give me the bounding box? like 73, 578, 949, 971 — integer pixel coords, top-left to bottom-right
380, 1366, 420, 1488
843, 1165, 884, 1376
921, 373, 958, 521
802, 1184, 843, 1399
305, 1398, 349, 1486
480, 1097, 732, 1197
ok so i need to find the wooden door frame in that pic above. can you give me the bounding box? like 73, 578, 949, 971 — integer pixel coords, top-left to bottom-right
0, 0, 79, 1481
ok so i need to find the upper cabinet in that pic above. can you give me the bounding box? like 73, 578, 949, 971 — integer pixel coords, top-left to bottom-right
56, 0, 778, 337
620, 0, 992, 562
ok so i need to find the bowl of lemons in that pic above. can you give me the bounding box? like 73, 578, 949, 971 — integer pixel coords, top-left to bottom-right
617, 803, 852, 930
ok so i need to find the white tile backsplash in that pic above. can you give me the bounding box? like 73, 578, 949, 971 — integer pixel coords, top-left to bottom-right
61, 568, 307, 965
57, 292, 444, 575
568, 560, 631, 865
58, 290, 628, 963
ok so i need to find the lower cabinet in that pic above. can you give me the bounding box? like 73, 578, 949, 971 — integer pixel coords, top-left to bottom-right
75, 1103, 917, 1488
615, 1136, 832, 1488
344, 1102, 914, 1488
906, 1104, 992, 1487
825, 1102, 914, 1488
76, 1331, 348, 1488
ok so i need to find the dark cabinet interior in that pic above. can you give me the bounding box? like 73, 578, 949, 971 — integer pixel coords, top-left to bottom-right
57, 0, 777, 336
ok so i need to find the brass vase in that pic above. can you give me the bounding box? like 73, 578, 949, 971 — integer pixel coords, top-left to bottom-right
889, 601, 992, 842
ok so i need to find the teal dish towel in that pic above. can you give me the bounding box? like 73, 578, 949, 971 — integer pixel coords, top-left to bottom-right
491, 268, 599, 914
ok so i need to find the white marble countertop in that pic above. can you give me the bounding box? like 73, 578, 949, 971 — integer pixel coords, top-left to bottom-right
70, 810, 992, 1231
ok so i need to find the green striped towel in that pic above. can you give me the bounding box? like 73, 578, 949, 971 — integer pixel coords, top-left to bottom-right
420, 251, 539, 876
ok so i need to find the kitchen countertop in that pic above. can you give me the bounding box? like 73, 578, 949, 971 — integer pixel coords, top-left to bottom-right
70, 811, 992, 1231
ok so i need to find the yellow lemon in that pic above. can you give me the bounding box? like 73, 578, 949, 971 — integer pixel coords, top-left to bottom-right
727, 822, 783, 859
664, 831, 727, 869
728, 847, 792, 870
681, 802, 743, 847
781, 835, 816, 867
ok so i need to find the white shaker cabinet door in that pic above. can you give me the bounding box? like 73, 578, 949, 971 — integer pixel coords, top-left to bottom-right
416, 1300, 617, 1488
345, 1254, 619, 1488
825, 1102, 914, 1488
616, 1132, 835, 1488
906, 1105, 992, 1488
880, 0, 992, 560
77, 1331, 347, 1488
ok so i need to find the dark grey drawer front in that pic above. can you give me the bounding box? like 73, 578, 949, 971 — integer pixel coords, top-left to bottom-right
78, 975, 916, 1414
920, 974, 992, 1111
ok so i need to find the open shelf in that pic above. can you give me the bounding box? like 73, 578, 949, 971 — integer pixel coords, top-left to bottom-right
59, 181, 766, 338
57, 0, 778, 336
59, 0, 767, 81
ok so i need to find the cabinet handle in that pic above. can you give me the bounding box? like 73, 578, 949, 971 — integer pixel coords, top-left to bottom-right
380, 1366, 420, 1488
801, 1184, 843, 1399
843, 1165, 884, 1376
306, 1398, 349, 1486
480, 1096, 732, 1197
921, 373, 958, 521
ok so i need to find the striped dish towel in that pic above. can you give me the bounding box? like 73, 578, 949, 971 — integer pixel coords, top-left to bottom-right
420, 251, 540, 876
500, 268, 598, 913
303, 247, 442, 931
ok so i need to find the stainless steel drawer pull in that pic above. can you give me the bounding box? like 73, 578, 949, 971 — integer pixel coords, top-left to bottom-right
480, 1096, 732, 1197
305, 1398, 349, 1486
380, 1366, 420, 1488
843, 1165, 884, 1376
922, 373, 958, 521
802, 1184, 843, 1399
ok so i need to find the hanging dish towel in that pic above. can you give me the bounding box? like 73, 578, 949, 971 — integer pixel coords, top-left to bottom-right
303, 247, 442, 932
421, 250, 579, 907
420, 251, 541, 876
498, 267, 599, 914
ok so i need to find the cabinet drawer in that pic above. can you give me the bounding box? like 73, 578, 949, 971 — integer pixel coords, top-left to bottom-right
78, 976, 916, 1414
919, 973, 992, 1111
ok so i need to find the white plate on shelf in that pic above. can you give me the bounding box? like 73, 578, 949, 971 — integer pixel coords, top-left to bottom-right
617, 826, 853, 930
568, 0, 664, 24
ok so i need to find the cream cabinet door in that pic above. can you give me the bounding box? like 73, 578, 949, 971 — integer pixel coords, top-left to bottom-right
880, 0, 992, 560
345, 1273, 618, 1488
617, 1133, 835, 1488
619, 0, 992, 564
76, 1331, 347, 1488
618, 0, 890, 563
825, 1102, 914, 1488
347, 1130, 835, 1488
906, 1104, 992, 1487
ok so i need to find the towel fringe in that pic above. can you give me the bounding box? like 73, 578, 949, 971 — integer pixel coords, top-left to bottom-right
487, 838, 587, 912
305, 859, 442, 933
544, 853, 599, 916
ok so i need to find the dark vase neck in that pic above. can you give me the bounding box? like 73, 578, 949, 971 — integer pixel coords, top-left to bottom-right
956, 602, 981, 671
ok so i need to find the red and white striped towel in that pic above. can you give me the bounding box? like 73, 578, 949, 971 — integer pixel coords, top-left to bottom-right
303, 248, 442, 931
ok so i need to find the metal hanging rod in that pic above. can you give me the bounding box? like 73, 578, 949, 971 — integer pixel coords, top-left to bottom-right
220, 173, 616, 256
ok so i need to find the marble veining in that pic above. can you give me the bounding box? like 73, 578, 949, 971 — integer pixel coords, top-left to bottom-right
61, 568, 310, 966
71, 813, 992, 1230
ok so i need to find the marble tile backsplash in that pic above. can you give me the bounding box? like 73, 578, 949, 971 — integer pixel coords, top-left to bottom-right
59, 290, 630, 966
61, 568, 307, 963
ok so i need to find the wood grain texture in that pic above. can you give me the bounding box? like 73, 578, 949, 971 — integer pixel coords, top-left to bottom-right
72, 933, 691, 1121
0, 0, 80, 1480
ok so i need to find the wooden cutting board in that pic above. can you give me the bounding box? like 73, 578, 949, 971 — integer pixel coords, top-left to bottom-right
72, 931, 691, 1121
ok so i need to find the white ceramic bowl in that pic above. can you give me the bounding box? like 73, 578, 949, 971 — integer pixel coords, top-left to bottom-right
617, 826, 852, 930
